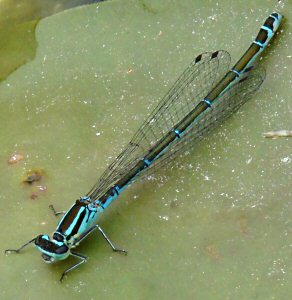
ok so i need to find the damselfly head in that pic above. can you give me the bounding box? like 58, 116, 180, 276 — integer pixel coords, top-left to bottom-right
34, 234, 70, 263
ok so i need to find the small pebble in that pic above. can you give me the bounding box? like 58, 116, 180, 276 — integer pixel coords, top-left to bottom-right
8, 153, 24, 164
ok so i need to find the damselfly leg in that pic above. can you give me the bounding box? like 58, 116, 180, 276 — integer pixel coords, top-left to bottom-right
97, 225, 127, 254
59, 224, 127, 281
73, 224, 127, 254
5, 237, 36, 254
60, 251, 87, 282
49, 204, 65, 216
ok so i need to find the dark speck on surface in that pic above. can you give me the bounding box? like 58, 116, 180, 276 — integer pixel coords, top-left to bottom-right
23, 170, 44, 185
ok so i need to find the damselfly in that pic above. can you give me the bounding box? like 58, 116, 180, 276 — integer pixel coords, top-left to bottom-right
5, 12, 283, 281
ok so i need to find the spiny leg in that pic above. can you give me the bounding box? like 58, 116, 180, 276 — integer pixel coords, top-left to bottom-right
73, 224, 127, 254
4, 237, 36, 254
97, 225, 127, 254
60, 251, 87, 282
49, 204, 65, 216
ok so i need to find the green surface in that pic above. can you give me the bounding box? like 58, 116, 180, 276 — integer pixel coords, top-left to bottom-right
0, 0, 102, 81
0, 20, 38, 81
0, 0, 291, 299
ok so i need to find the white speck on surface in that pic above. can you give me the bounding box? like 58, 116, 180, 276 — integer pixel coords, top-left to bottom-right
208, 14, 217, 21
246, 157, 252, 164
159, 215, 169, 221
281, 157, 291, 164
204, 175, 210, 181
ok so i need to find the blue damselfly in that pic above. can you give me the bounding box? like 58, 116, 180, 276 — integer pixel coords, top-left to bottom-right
5, 12, 283, 281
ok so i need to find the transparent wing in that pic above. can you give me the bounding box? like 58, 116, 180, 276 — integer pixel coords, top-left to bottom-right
138, 66, 266, 178
87, 50, 231, 200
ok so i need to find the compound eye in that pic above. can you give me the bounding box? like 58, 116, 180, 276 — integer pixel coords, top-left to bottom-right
35, 235, 53, 251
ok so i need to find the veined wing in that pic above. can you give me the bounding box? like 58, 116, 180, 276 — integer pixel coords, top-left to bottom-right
87, 50, 231, 200
138, 66, 266, 178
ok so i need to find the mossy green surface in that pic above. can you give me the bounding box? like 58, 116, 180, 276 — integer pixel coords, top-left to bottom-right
0, 1, 291, 299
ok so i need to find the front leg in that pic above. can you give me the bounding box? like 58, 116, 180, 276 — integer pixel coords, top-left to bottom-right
5, 237, 36, 254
